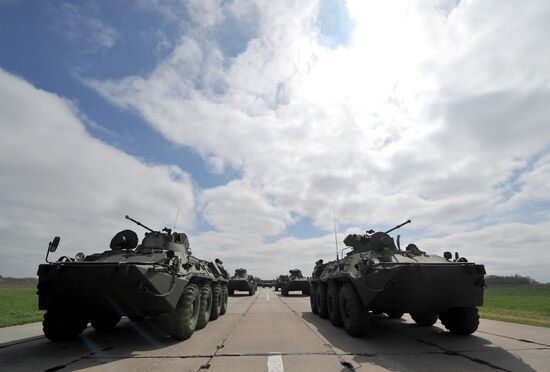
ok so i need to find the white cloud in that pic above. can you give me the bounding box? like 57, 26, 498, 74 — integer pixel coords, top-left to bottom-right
86, 0, 550, 280
53, 3, 119, 51
0, 69, 195, 277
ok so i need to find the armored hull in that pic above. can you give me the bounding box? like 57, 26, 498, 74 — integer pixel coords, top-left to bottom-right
227, 268, 257, 295
37, 216, 229, 342
280, 269, 310, 296
310, 222, 485, 337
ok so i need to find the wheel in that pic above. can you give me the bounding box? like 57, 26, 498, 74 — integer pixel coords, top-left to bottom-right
210, 283, 222, 320
302, 287, 310, 296
316, 283, 329, 319
249, 286, 256, 296
339, 283, 369, 337
43, 311, 88, 341
410, 312, 438, 326
439, 307, 479, 335
386, 311, 404, 319
220, 284, 228, 315
196, 283, 212, 330
168, 283, 200, 340
91, 312, 121, 332
327, 282, 343, 327
310, 283, 318, 314
228, 288, 234, 296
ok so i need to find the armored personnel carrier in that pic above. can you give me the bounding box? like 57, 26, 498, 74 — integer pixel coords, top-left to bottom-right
310, 220, 485, 337
273, 274, 289, 291
37, 215, 229, 342
280, 269, 310, 296
228, 268, 257, 296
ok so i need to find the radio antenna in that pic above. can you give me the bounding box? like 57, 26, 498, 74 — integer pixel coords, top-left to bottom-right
173, 207, 180, 231
333, 207, 339, 260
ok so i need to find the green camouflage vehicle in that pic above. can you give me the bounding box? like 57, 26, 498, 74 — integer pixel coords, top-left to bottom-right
228, 268, 257, 296
273, 274, 289, 291
280, 269, 310, 296
310, 220, 485, 337
37, 215, 229, 342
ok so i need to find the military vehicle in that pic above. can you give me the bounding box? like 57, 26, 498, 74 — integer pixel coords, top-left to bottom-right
280, 269, 310, 296
310, 220, 485, 337
228, 268, 257, 296
273, 274, 289, 291
37, 215, 229, 342
260, 279, 274, 288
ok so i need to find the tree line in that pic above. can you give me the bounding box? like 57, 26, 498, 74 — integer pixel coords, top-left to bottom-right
485, 274, 540, 286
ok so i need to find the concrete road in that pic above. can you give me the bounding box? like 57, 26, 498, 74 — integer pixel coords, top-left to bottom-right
0, 287, 549, 371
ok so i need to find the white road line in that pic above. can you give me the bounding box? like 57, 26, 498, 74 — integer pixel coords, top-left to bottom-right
265, 292, 270, 301
267, 353, 284, 372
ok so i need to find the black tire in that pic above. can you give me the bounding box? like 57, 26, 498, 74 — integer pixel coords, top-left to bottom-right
210, 283, 222, 320
43, 311, 88, 341
339, 283, 369, 337
91, 312, 121, 332
310, 283, 318, 314
302, 288, 310, 296
316, 282, 329, 319
327, 282, 343, 327
169, 283, 200, 340
249, 286, 256, 296
281, 287, 289, 296
410, 312, 438, 326
196, 283, 212, 330
228, 288, 234, 296
439, 307, 479, 335
386, 311, 404, 319
220, 284, 228, 315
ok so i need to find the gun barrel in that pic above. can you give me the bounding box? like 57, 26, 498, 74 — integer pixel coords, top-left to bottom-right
384, 219, 412, 234
125, 215, 155, 232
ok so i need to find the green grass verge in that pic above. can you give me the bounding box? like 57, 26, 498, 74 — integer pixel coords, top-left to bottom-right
0, 281, 43, 328
479, 285, 550, 328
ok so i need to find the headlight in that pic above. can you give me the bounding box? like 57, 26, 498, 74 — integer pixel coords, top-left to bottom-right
75, 252, 85, 261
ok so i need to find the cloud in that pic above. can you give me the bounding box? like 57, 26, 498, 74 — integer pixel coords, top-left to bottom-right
86, 0, 550, 280
51, 3, 119, 51
0, 69, 195, 277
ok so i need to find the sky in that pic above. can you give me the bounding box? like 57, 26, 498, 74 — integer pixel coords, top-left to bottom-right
1, 0, 549, 282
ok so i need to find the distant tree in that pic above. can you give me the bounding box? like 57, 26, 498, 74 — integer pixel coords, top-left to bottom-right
485, 274, 539, 286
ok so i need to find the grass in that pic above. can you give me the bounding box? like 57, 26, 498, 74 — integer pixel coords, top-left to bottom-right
479, 285, 550, 328
1, 281, 549, 328
0, 280, 43, 328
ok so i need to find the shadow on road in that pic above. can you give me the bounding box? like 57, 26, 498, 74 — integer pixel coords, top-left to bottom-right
301, 312, 537, 372
0, 317, 210, 371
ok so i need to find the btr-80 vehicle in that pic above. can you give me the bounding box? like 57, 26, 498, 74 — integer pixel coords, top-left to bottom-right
273, 274, 289, 291
280, 269, 310, 296
228, 268, 257, 296
310, 220, 485, 337
37, 215, 229, 342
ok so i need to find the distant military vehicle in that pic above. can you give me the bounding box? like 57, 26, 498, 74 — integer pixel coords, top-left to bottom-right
37, 215, 229, 342
310, 220, 485, 337
228, 268, 257, 296
260, 279, 274, 288
280, 269, 310, 296
273, 274, 289, 291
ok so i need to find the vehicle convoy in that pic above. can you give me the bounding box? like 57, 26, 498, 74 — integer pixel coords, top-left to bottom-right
228, 268, 257, 296
37, 215, 229, 342
280, 269, 311, 296
273, 274, 289, 291
310, 220, 486, 337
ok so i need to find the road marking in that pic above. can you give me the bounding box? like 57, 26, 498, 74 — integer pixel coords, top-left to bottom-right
266, 292, 270, 301
267, 353, 284, 372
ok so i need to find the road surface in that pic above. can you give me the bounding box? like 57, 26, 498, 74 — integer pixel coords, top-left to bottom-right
0, 287, 549, 371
